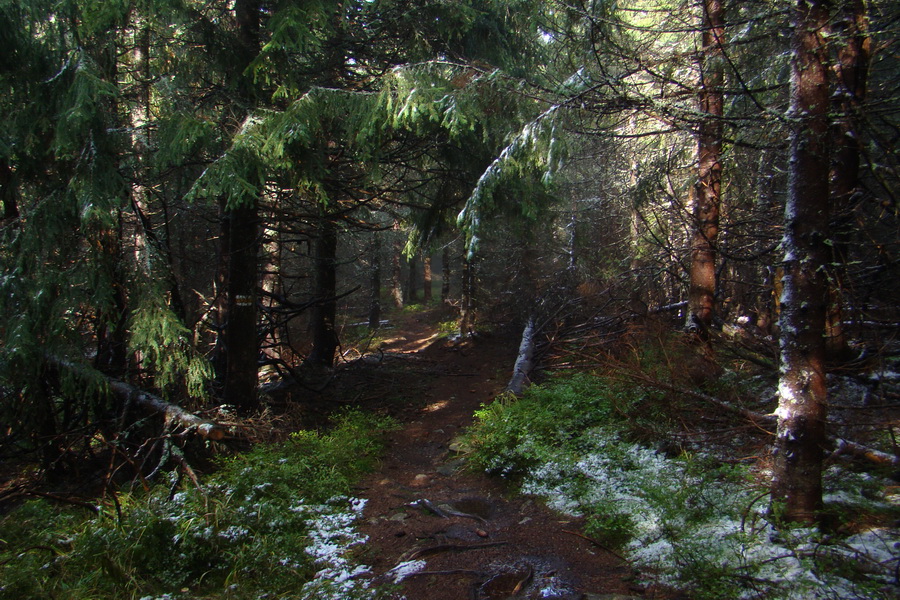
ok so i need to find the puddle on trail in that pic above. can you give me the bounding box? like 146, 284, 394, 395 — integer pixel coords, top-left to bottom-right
446, 496, 496, 521
477, 556, 580, 600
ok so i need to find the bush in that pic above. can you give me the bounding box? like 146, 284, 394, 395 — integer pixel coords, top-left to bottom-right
464, 373, 657, 478
0, 409, 395, 600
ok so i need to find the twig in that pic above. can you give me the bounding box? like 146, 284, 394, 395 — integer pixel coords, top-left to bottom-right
23, 490, 99, 513
0, 545, 58, 567
404, 541, 508, 561
562, 529, 629, 563
404, 569, 481, 577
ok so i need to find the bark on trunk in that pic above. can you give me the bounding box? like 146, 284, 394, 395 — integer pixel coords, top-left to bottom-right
687, 0, 724, 335
308, 216, 339, 368
460, 256, 475, 336
223, 200, 260, 412
441, 246, 451, 303
771, 0, 831, 525
391, 224, 404, 309
826, 0, 870, 363
1, 153, 20, 223
220, 0, 262, 413
369, 234, 382, 329
405, 253, 419, 304
423, 255, 433, 303
506, 317, 536, 395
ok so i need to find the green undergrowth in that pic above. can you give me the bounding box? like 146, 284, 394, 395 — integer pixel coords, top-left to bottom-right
464, 372, 900, 599
0, 409, 396, 600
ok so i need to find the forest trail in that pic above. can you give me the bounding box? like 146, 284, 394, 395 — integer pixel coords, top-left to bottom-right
353, 312, 642, 600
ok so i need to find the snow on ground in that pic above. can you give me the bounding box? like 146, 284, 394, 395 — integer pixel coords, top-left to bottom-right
512, 427, 899, 599
290, 496, 375, 600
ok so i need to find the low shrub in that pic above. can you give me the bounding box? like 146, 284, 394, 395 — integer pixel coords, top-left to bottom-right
465, 373, 900, 600
0, 409, 395, 600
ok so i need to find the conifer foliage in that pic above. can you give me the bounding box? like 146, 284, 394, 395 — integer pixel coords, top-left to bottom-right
2, 0, 899, 543
0, 0, 547, 473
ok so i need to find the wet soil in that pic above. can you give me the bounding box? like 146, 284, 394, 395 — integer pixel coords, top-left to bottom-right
352, 312, 644, 600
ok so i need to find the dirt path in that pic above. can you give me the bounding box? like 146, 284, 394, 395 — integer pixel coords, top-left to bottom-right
354, 315, 641, 600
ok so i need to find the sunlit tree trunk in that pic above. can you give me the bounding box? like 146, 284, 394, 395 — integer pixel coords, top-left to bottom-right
390, 222, 404, 308
423, 254, 433, 303
687, 0, 724, 335
826, 0, 870, 363
771, 0, 831, 525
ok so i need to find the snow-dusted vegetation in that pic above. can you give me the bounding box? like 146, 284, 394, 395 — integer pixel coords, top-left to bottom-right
464, 372, 900, 599
0, 410, 392, 600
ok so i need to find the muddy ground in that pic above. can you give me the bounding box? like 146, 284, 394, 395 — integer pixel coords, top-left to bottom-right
347, 313, 654, 600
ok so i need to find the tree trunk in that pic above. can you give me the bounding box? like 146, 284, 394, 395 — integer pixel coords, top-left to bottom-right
223, 200, 260, 412
771, 0, 831, 525
1, 155, 20, 224
423, 254, 433, 303
369, 233, 382, 329
460, 255, 475, 336
687, 0, 724, 335
405, 252, 419, 304
221, 0, 262, 413
308, 216, 339, 368
212, 197, 231, 388
441, 245, 451, 302
826, 0, 870, 363
260, 216, 284, 363
391, 224, 404, 309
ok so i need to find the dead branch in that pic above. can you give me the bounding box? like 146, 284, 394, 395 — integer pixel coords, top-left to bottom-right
108, 379, 226, 441
45, 355, 228, 441
404, 541, 509, 561
624, 371, 900, 467
561, 529, 629, 563
833, 438, 900, 466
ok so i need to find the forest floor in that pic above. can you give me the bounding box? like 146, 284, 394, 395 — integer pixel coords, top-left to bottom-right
343, 308, 649, 600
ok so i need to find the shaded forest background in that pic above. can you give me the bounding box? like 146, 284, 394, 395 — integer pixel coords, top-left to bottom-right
1, 0, 899, 545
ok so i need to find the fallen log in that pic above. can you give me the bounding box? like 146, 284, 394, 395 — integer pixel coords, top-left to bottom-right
628, 372, 900, 467
46, 355, 227, 441
832, 438, 900, 466
505, 317, 536, 396
108, 379, 226, 441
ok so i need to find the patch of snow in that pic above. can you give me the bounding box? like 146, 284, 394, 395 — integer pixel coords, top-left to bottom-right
386, 559, 427, 583
502, 425, 898, 599
291, 497, 374, 600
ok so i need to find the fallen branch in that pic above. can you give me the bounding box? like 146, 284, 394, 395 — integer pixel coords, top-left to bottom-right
403, 569, 480, 578
23, 490, 100, 513
833, 438, 900, 466
624, 369, 776, 428
403, 541, 508, 561
627, 372, 900, 467
45, 355, 228, 441
562, 529, 629, 563
108, 379, 226, 441
414, 498, 488, 523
